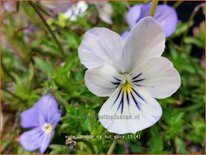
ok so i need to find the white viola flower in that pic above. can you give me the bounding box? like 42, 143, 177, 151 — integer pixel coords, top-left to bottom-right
78, 17, 181, 134
64, 1, 88, 21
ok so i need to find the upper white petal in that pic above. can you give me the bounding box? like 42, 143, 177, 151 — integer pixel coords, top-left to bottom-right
78, 27, 124, 70
130, 57, 181, 99
121, 17, 165, 72
98, 85, 162, 134
85, 64, 123, 97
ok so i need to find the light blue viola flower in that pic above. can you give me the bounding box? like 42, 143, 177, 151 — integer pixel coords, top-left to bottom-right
19, 94, 61, 153
78, 17, 181, 134
123, 3, 178, 39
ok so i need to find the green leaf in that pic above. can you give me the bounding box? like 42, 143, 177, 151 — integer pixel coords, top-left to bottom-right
34, 57, 54, 74
173, 22, 189, 37
175, 137, 187, 153
49, 144, 68, 154
184, 37, 203, 48
148, 126, 163, 153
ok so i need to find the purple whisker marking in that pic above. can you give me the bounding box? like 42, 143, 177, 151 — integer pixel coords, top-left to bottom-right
113, 77, 121, 82
112, 89, 122, 107
132, 73, 142, 80
133, 78, 145, 83
121, 95, 124, 113
126, 91, 130, 105
111, 81, 120, 85
117, 91, 124, 113
134, 83, 142, 87
131, 92, 141, 110
132, 88, 145, 102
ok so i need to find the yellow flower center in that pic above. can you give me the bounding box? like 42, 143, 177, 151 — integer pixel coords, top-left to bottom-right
121, 75, 132, 92
42, 123, 53, 134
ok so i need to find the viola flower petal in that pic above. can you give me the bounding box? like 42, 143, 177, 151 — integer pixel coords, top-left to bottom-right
85, 64, 123, 97
139, 4, 178, 37
79, 16, 180, 134
38, 95, 61, 126
130, 57, 181, 99
20, 94, 61, 153
19, 128, 43, 152
20, 105, 39, 128
121, 30, 129, 40
40, 132, 54, 153
98, 85, 162, 134
122, 17, 165, 72
50, 112, 61, 127
78, 27, 124, 71
126, 4, 142, 28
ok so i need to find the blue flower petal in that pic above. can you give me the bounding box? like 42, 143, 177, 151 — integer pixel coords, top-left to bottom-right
20, 104, 39, 128
126, 4, 178, 37
50, 112, 61, 127
37, 94, 61, 126
20, 94, 60, 128
121, 30, 129, 40
20, 94, 61, 153
40, 132, 54, 153
126, 4, 142, 28
19, 128, 44, 152
139, 4, 178, 37
154, 5, 177, 37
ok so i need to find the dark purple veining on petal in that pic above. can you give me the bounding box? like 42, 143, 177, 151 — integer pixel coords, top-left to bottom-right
131, 92, 141, 110
133, 78, 145, 83
132, 73, 143, 80
132, 88, 145, 102
117, 91, 124, 113
112, 89, 122, 107
126, 91, 130, 106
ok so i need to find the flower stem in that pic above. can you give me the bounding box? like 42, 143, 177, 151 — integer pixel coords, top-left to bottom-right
107, 139, 117, 154
148, 0, 159, 17
173, 1, 183, 9
29, 2, 66, 58
180, 3, 204, 46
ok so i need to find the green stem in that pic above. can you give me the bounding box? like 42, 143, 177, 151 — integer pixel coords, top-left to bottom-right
173, 1, 183, 9
148, 0, 159, 16
107, 139, 117, 154
29, 2, 66, 57
180, 3, 204, 46
35, 3, 53, 17
144, 0, 151, 3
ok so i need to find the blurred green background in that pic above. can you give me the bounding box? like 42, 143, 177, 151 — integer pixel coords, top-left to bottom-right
1, 1, 205, 154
